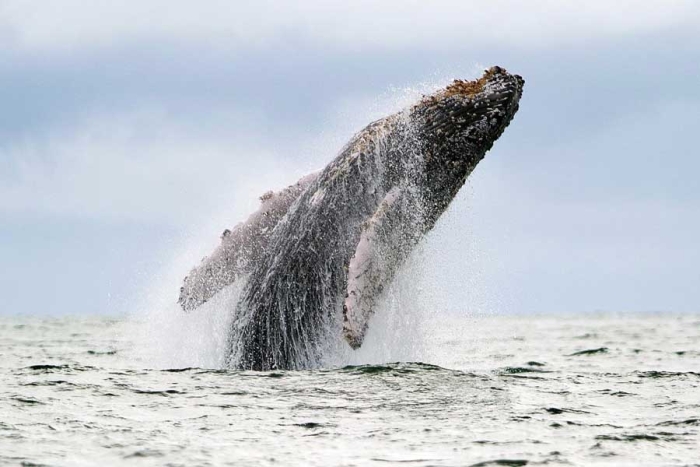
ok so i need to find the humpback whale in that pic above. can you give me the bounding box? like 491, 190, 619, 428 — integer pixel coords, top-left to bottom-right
179, 66, 524, 370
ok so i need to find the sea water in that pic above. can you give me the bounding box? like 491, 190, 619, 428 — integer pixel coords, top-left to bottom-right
1, 312, 699, 466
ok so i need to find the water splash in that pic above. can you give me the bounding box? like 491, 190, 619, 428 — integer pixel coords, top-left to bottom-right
130, 281, 243, 369
128, 70, 501, 370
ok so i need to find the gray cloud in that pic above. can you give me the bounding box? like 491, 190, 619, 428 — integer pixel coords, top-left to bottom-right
1, 3, 698, 315
3, 1, 699, 51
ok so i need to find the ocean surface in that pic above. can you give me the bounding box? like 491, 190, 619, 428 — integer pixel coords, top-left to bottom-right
1, 312, 699, 466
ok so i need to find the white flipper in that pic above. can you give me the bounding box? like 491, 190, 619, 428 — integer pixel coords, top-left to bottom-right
179, 172, 318, 311
343, 187, 419, 349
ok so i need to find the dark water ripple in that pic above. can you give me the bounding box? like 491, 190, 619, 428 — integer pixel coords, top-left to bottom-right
1, 313, 699, 466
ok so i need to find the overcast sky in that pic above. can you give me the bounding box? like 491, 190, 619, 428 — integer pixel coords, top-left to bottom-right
1, 1, 699, 316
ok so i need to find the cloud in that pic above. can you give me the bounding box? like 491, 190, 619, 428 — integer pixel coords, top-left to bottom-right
2, 1, 699, 53
1, 3, 699, 316
0, 72, 445, 227
0, 108, 313, 225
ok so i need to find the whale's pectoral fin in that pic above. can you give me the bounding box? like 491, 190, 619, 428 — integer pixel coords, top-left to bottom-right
179, 171, 319, 312
343, 187, 421, 349
178, 226, 245, 311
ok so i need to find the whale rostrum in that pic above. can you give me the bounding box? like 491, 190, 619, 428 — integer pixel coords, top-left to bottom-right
178, 66, 524, 370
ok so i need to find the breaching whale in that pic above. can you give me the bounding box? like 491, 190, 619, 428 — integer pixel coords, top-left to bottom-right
179, 66, 524, 370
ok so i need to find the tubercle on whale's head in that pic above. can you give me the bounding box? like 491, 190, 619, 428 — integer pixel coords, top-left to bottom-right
410, 66, 524, 213
414, 66, 524, 158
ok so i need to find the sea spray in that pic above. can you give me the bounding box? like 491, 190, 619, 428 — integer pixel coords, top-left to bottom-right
128, 70, 502, 370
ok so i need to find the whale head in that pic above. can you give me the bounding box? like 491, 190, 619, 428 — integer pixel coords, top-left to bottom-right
410, 66, 524, 220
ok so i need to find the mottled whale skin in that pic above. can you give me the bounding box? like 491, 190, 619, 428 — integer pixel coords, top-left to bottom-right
179, 66, 524, 370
